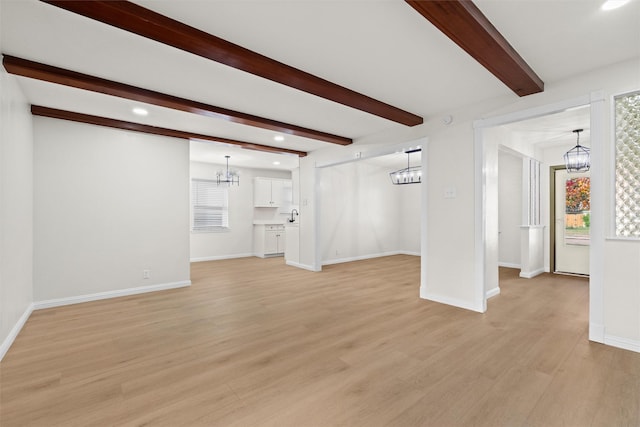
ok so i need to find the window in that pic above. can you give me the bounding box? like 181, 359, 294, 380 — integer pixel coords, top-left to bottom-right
564, 177, 590, 246
614, 90, 640, 238
191, 179, 229, 231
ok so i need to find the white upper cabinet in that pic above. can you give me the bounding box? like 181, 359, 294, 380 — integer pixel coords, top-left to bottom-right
254, 177, 291, 209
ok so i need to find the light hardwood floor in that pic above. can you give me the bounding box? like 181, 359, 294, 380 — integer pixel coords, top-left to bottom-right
1, 256, 638, 426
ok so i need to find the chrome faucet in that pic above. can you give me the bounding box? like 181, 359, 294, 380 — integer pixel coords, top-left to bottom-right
289, 209, 299, 223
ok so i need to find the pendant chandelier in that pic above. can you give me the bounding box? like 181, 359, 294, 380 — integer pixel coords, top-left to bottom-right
217, 155, 239, 186
390, 148, 422, 185
563, 129, 590, 173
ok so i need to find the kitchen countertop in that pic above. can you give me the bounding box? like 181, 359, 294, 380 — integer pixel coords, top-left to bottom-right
252, 220, 285, 225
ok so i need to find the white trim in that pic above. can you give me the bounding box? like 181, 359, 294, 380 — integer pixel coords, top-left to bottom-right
589, 91, 606, 345
0, 303, 34, 362
420, 289, 484, 313
474, 126, 487, 313
519, 268, 545, 279
486, 287, 501, 299
322, 251, 410, 266
498, 262, 521, 269
285, 260, 320, 272
313, 166, 322, 272
315, 140, 425, 169
606, 236, 640, 242
190, 253, 253, 262
604, 334, 640, 353
401, 250, 421, 257
474, 95, 592, 129
589, 323, 605, 343
33, 281, 191, 310
420, 139, 429, 309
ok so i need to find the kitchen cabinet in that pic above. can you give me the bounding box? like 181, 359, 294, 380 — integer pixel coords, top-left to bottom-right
254, 178, 286, 207
254, 224, 285, 257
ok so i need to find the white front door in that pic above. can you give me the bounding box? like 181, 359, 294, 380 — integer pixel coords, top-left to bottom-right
554, 168, 590, 275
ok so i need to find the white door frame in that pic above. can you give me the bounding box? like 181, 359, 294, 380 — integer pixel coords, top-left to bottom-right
314, 137, 429, 294
474, 92, 605, 343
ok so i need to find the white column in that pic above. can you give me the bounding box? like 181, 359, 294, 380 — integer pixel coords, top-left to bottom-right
520, 158, 545, 278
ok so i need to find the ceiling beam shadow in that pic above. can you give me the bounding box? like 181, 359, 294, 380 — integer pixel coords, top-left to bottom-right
3, 55, 348, 146
405, 0, 544, 96
40, 0, 424, 127
31, 105, 308, 157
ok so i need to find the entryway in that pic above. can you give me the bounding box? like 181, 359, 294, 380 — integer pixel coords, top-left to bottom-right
475, 92, 605, 343
551, 166, 590, 276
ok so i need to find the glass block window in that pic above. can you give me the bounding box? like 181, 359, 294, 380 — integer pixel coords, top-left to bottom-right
615, 90, 640, 238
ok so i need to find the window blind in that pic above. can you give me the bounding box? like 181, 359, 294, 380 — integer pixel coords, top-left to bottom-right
191, 179, 229, 231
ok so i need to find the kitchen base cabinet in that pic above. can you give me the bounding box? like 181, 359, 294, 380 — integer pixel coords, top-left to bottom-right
253, 224, 285, 257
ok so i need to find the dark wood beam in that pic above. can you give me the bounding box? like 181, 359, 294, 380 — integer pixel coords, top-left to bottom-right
405, 0, 544, 96
3, 55, 348, 146
40, 0, 424, 126
31, 105, 308, 157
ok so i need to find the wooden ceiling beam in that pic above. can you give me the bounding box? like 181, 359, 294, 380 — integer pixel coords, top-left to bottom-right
31, 105, 308, 157
3, 54, 348, 146
40, 0, 424, 126
405, 0, 544, 96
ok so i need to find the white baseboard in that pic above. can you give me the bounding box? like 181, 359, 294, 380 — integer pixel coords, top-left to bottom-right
519, 268, 545, 279
190, 253, 253, 262
604, 334, 640, 354
33, 281, 191, 310
322, 250, 417, 266
400, 251, 421, 257
285, 260, 319, 272
0, 302, 34, 362
486, 287, 501, 299
420, 288, 484, 313
498, 262, 521, 269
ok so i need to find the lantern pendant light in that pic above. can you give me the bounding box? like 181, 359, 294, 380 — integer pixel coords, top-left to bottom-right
563, 129, 590, 173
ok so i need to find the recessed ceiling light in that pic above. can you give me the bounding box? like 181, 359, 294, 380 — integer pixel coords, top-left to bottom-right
132, 107, 148, 116
601, 0, 630, 10
273, 161, 281, 165
274, 135, 285, 142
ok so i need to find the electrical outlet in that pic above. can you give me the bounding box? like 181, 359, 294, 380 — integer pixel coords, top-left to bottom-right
143, 269, 151, 279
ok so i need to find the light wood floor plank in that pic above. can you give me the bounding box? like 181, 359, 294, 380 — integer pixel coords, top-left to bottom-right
1, 256, 639, 426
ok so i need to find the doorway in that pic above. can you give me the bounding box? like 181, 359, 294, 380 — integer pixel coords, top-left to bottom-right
551, 166, 590, 275
475, 92, 605, 344
313, 137, 428, 295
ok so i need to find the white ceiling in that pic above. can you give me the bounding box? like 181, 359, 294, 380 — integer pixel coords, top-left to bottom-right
1, 0, 638, 167
499, 105, 592, 149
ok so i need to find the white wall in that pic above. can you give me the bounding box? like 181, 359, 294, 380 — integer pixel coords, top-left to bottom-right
498, 150, 522, 267
319, 160, 419, 264
426, 124, 478, 306
189, 161, 291, 261
33, 118, 190, 301
0, 66, 34, 359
